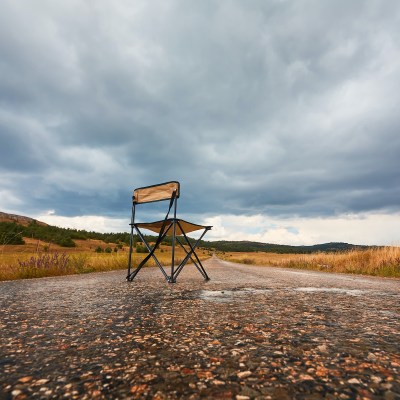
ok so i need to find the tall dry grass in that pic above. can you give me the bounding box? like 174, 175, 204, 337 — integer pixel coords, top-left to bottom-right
0, 247, 210, 281
220, 246, 400, 278
0, 252, 131, 281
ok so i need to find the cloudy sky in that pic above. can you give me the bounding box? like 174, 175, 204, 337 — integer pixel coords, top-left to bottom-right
1, 0, 400, 245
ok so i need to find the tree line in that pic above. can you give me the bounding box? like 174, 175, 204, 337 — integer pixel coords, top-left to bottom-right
0, 221, 369, 253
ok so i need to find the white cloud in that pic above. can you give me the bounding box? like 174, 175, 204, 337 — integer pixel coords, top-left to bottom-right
35, 213, 127, 233
42, 146, 129, 193
0, 190, 23, 211
203, 213, 400, 246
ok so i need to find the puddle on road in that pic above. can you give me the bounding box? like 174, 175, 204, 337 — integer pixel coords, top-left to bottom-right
294, 287, 366, 296
379, 310, 400, 317
199, 288, 271, 303
198, 287, 399, 302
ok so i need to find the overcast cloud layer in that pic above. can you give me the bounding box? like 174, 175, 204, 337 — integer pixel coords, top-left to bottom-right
1, 1, 400, 245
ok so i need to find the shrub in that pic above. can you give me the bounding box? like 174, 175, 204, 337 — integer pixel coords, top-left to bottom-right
241, 258, 256, 265
0, 222, 25, 245
95, 246, 103, 253
56, 236, 76, 247
18, 252, 70, 278
105, 247, 112, 254
70, 254, 93, 274
136, 245, 148, 253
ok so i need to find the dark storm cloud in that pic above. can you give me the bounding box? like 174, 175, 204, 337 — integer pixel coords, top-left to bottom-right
1, 0, 400, 220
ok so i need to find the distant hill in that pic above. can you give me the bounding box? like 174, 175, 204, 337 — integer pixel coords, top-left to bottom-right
199, 240, 369, 253
0, 211, 131, 247
0, 211, 48, 226
0, 211, 371, 253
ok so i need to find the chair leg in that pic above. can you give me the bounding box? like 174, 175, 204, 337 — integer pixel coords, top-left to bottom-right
127, 224, 135, 280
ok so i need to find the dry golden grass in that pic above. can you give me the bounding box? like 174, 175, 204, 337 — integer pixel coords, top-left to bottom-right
219, 246, 400, 278
0, 245, 211, 281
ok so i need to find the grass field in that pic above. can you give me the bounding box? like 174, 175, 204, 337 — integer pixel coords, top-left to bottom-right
219, 246, 400, 278
0, 240, 212, 281
3, 238, 399, 280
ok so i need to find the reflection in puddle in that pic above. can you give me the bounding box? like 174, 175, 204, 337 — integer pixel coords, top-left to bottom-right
380, 310, 400, 317
199, 288, 271, 303
295, 287, 366, 296
199, 287, 398, 302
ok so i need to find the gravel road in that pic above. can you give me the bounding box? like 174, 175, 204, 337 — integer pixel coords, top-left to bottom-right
1, 256, 399, 399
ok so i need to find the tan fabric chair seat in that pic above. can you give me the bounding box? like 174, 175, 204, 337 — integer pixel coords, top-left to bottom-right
136, 219, 211, 235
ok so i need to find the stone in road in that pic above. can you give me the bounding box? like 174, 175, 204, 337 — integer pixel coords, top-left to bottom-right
0, 256, 399, 399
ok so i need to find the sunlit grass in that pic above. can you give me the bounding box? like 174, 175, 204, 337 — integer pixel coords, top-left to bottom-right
219, 246, 400, 278
0, 246, 211, 281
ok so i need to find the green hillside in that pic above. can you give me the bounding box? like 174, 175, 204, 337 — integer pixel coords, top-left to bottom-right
0, 218, 370, 253
198, 240, 369, 253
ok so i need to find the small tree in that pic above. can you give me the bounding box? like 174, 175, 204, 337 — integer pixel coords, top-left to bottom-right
136, 244, 148, 253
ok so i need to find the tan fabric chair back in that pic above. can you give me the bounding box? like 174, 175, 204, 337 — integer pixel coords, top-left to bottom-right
133, 181, 180, 204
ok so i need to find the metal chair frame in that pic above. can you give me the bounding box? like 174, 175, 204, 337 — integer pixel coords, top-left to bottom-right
127, 181, 211, 283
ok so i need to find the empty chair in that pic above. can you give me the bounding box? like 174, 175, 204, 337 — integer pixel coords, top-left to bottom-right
127, 181, 211, 283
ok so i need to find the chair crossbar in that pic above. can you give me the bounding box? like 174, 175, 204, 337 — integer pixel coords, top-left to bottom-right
175, 236, 208, 280
175, 221, 210, 279
172, 227, 209, 281
128, 222, 173, 281
175, 237, 200, 269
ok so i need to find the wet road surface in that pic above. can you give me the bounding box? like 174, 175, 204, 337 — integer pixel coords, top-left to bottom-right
1, 256, 399, 399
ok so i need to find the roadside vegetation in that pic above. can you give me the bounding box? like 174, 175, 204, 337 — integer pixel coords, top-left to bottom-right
1, 217, 398, 280
0, 219, 213, 281
219, 246, 400, 278
0, 245, 211, 281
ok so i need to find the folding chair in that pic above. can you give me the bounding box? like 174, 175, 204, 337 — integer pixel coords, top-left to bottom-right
127, 181, 212, 283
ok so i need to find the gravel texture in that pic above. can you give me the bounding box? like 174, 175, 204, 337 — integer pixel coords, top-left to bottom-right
1, 256, 399, 399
